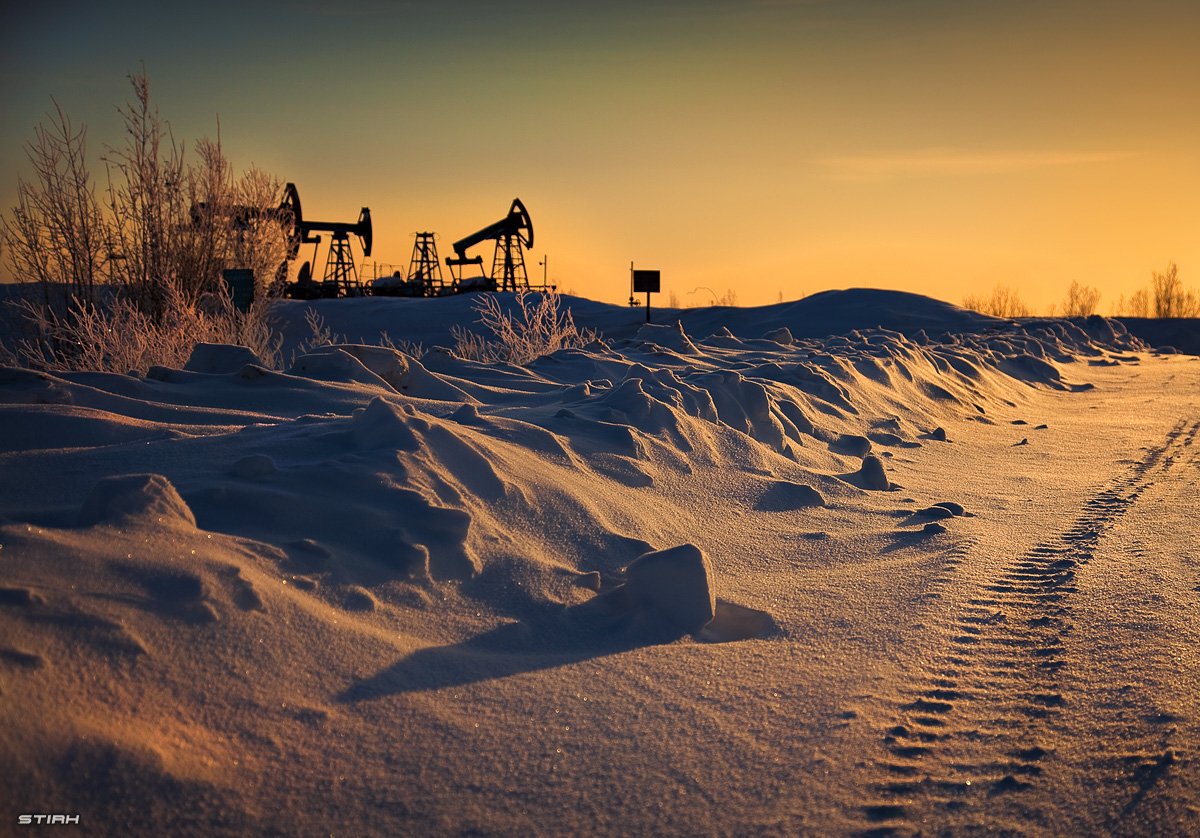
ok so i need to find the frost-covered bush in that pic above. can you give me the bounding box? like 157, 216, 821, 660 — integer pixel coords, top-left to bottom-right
7, 280, 281, 374
289, 308, 423, 366
451, 288, 598, 365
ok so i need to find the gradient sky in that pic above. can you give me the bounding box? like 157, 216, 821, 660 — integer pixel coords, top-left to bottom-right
3, 0, 1198, 310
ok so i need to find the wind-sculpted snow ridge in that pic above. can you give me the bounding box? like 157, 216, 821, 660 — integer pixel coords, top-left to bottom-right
0, 316, 1141, 607
6, 303, 1191, 835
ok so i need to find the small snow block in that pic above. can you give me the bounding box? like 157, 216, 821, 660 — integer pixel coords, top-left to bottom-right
858, 455, 890, 490
451, 403, 481, 423
755, 481, 826, 511
762, 327, 794, 345
833, 434, 872, 457
624, 544, 716, 633
916, 506, 955, 520
184, 343, 263, 374
932, 501, 965, 517
351, 397, 422, 451
340, 586, 377, 612
231, 454, 277, 479
288, 348, 391, 388
991, 775, 1031, 794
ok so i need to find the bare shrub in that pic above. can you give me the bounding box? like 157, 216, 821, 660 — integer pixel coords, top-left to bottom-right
962, 284, 1032, 319
290, 309, 423, 366
1113, 288, 1151, 317
296, 307, 342, 352
230, 164, 291, 297
2, 69, 292, 372
102, 71, 194, 312
1, 102, 106, 309
1112, 263, 1198, 318
377, 331, 424, 357
1061, 281, 1101, 317
451, 288, 598, 364
1151, 262, 1199, 318
102, 74, 287, 311
9, 281, 281, 374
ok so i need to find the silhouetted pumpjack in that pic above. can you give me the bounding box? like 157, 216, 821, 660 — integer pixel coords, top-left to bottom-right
282, 182, 372, 297
446, 198, 533, 292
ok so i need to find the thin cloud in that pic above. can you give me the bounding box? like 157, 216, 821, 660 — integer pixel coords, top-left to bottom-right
818, 149, 1134, 180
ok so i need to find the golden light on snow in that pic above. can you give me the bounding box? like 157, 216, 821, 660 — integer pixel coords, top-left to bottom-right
2, 289, 1198, 831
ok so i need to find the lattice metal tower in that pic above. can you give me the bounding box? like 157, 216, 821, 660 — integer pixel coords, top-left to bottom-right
491, 231, 528, 292
323, 232, 360, 295
408, 232, 445, 295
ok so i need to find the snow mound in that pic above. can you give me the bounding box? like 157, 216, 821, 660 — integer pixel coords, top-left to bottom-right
184, 343, 263, 374
78, 473, 197, 528
755, 480, 827, 510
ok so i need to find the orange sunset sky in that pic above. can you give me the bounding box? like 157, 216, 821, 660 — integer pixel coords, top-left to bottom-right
2, 0, 1197, 310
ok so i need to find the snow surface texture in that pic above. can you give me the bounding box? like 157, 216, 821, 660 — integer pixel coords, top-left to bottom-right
1, 290, 1198, 835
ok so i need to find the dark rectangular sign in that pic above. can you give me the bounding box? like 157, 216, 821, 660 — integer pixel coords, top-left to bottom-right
632, 269, 660, 293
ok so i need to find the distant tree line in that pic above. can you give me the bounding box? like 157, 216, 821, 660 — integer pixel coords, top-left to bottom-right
962, 263, 1198, 319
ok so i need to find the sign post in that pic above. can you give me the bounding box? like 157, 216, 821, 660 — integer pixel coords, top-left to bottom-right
631, 265, 660, 324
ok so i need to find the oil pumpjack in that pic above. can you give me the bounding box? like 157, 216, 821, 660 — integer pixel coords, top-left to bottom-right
271, 187, 549, 298
445, 198, 535, 291
281, 182, 373, 298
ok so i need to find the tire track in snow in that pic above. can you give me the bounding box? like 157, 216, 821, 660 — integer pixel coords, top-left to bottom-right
1081, 414, 1200, 834
855, 417, 1200, 837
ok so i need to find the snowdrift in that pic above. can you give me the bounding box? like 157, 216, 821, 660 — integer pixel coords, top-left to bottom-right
5, 290, 1189, 835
